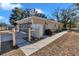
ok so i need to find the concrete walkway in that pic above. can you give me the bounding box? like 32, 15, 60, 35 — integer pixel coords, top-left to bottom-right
17, 31, 68, 56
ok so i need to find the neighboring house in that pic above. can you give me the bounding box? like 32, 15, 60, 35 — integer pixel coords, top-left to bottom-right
15, 16, 63, 39
0, 26, 7, 31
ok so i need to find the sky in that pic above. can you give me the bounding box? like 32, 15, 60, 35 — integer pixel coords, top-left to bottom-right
0, 3, 73, 24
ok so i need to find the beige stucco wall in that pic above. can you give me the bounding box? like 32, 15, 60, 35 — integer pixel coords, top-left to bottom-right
32, 18, 45, 24
0, 27, 6, 30
32, 17, 63, 31
32, 17, 56, 25
31, 24, 44, 38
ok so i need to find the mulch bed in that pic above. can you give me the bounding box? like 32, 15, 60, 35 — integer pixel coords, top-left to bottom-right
31, 31, 79, 56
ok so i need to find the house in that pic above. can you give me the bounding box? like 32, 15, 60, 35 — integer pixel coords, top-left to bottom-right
0, 26, 7, 31
15, 16, 63, 41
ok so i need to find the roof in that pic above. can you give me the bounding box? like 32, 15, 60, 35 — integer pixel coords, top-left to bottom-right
16, 16, 63, 25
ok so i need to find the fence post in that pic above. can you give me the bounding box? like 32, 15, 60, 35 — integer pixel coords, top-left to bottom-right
12, 28, 16, 46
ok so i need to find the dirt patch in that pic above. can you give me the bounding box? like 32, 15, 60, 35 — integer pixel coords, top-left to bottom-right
31, 31, 79, 56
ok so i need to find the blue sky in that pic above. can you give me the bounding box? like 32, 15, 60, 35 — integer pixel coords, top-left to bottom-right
0, 3, 73, 24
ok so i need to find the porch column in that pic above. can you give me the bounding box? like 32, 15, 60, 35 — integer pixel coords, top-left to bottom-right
28, 28, 31, 41
12, 28, 16, 46
31, 19, 33, 25
17, 24, 19, 32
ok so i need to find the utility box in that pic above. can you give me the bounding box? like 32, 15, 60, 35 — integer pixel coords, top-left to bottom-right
31, 24, 44, 38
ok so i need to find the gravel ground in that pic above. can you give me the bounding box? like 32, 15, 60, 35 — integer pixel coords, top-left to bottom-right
31, 31, 79, 56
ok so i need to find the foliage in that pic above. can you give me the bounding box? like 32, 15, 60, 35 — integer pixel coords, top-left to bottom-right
52, 7, 77, 29
9, 7, 47, 26
0, 22, 7, 27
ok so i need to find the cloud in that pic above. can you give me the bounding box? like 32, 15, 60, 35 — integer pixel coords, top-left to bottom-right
35, 8, 44, 13
0, 16, 9, 24
0, 3, 22, 10
0, 16, 5, 20
0, 16, 6, 22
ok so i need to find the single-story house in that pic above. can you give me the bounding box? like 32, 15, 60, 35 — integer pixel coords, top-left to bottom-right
0, 26, 7, 31
15, 16, 63, 41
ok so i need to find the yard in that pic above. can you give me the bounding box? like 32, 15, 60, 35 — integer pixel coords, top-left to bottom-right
1, 30, 79, 56
31, 31, 79, 56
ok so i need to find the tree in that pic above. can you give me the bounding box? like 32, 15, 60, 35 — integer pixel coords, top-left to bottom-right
52, 7, 77, 29
69, 4, 79, 28
9, 7, 47, 26
61, 8, 77, 29
52, 8, 69, 29
25, 8, 47, 18
35, 13, 47, 18
9, 7, 24, 26
74, 3, 79, 10
0, 22, 7, 27
52, 8, 61, 22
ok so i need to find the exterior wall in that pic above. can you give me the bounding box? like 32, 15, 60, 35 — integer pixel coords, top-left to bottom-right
31, 24, 44, 38
32, 18, 45, 24
46, 20, 55, 25
55, 23, 59, 30
59, 24, 63, 30
45, 24, 56, 32
32, 17, 55, 25
54, 23, 63, 31
19, 23, 31, 32
16, 16, 63, 31
0, 27, 6, 31
32, 17, 63, 32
